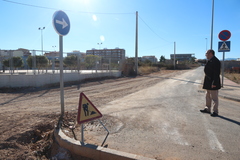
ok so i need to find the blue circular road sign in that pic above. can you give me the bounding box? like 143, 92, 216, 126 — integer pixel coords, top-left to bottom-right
53, 10, 70, 36
218, 30, 231, 41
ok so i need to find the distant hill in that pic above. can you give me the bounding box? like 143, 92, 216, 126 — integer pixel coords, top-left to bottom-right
220, 58, 238, 61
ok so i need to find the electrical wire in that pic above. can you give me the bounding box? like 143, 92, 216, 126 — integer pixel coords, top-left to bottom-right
138, 14, 173, 43
2, 0, 134, 14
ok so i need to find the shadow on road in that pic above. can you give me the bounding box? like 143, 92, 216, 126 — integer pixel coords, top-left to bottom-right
0, 93, 27, 105
143, 75, 203, 85
218, 115, 240, 126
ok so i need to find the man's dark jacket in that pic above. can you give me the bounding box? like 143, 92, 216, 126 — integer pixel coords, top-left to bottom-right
203, 56, 221, 90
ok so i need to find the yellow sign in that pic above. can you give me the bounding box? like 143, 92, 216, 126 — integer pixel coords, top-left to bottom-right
77, 92, 102, 124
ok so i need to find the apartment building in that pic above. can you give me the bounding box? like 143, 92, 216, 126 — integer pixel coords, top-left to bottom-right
142, 56, 158, 63
86, 48, 125, 63
170, 53, 194, 61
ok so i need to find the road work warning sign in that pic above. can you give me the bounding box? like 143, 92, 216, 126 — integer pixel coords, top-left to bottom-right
77, 92, 102, 124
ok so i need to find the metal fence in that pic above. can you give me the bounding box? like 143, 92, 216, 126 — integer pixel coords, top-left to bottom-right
0, 49, 122, 75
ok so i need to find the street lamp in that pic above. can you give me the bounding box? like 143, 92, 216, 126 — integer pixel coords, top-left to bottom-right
205, 38, 208, 51
38, 27, 45, 55
52, 45, 56, 51
97, 42, 102, 49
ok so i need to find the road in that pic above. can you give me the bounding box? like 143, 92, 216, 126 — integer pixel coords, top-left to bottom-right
82, 66, 240, 160
0, 67, 239, 159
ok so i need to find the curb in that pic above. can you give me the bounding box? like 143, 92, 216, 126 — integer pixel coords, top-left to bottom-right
54, 128, 155, 160
219, 94, 240, 102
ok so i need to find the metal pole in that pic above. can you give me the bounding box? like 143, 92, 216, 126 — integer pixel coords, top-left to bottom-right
81, 124, 84, 144
39, 27, 45, 55
41, 30, 43, 55
77, 54, 80, 73
33, 50, 36, 75
210, 0, 214, 49
205, 38, 208, 50
135, 11, 138, 75
59, 35, 64, 118
98, 119, 110, 147
9, 50, 13, 75
109, 50, 112, 71
222, 52, 225, 87
174, 42, 176, 70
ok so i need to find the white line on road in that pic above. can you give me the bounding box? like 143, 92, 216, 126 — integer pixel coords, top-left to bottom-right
207, 129, 225, 152
202, 116, 225, 152
162, 122, 189, 146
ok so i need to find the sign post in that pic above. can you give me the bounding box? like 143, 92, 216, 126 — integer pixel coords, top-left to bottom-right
218, 30, 231, 87
77, 92, 103, 144
52, 10, 70, 127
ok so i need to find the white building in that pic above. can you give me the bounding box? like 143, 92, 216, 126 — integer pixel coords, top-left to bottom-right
142, 56, 158, 63
67, 50, 86, 58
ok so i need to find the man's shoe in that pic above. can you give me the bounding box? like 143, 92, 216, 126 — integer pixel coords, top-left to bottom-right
211, 112, 218, 117
200, 108, 210, 114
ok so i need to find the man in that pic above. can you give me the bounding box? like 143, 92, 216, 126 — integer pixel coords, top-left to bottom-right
196, 49, 221, 117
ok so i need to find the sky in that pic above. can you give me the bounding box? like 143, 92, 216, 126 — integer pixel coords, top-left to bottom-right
0, 0, 240, 60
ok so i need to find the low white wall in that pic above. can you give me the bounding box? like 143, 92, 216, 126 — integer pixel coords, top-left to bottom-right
0, 71, 121, 88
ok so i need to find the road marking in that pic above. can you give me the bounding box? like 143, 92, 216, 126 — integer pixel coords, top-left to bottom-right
162, 122, 189, 146
202, 116, 225, 152
207, 129, 225, 152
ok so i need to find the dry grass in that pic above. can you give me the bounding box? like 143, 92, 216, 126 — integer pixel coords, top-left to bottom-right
138, 66, 159, 75
225, 72, 240, 84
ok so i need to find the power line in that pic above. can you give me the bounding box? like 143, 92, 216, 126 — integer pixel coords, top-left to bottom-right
2, 0, 134, 15
3, 0, 60, 10
138, 14, 172, 43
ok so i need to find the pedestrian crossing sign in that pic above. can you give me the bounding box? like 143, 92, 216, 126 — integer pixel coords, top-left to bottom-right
77, 92, 102, 124
218, 41, 230, 52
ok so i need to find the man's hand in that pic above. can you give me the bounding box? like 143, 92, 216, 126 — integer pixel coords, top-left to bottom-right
212, 85, 216, 88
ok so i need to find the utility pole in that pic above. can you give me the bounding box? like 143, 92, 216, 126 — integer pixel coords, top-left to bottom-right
135, 11, 138, 75
210, 0, 214, 49
174, 42, 176, 70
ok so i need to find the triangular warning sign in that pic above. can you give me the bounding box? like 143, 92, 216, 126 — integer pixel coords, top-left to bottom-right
220, 42, 229, 50
77, 92, 102, 124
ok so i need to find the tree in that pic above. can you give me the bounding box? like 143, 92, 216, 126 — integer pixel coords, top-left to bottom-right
84, 55, 100, 69
160, 55, 166, 63
27, 55, 48, 70
190, 57, 197, 63
3, 57, 23, 71
63, 55, 78, 70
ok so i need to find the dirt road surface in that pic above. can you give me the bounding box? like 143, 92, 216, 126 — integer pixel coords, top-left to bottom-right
0, 70, 181, 159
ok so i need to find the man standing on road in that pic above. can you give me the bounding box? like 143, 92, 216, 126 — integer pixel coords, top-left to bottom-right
196, 49, 221, 117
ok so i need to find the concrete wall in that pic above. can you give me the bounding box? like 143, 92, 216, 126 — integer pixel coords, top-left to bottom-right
0, 71, 121, 88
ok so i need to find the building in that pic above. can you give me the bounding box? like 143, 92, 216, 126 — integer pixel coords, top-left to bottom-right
0, 48, 31, 69
170, 53, 194, 61
237, 58, 240, 61
44, 51, 60, 58
142, 56, 158, 63
86, 48, 125, 63
67, 51, 85, 60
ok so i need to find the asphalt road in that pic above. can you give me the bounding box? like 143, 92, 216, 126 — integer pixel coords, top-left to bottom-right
1, 67, 239, 159
91, 67, 240, 160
